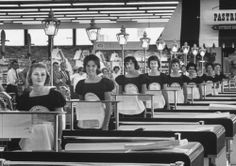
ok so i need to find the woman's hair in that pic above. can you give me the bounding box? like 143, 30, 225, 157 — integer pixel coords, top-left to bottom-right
27, 63, 50, 86
83, 54, 100, 73
214, 63, 221, 69
170, 58, 180, 66
147, 55, 161, 69
124, 56, 139, 70
205, 62, 214, 71
113, 66, 120, 71
186, 62, 197, 71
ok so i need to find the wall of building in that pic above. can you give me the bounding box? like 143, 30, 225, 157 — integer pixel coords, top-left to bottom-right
199, 0, 219, 47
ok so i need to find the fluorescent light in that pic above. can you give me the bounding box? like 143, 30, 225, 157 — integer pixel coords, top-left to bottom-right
110, 13, 153, 17
0, 18, 33, 21
13, 21, 41, 24
0, 16, 21, 18
73, 3, 124, 6
127, 1, 179, 5
139, 6, 177, 9
89, 7, 136, 10
75, 17, 117, 20
154, 13, 173, 16
22, 15, 48, 18
100, 10, 145, 14
40, 8, 87, 11
54, 11, 98, 14
71, 14, 108, 17
147, 10, 175, 13
0, 9, 38, 12
20, 3, 71, 7
0, 4, 19, 7
119, 16, 160, 19
134, 19, 169, 22
8, 12, 48, 15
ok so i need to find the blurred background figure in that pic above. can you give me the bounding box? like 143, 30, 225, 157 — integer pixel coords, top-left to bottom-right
6, 60, 20, 96
112, 66, 120, 80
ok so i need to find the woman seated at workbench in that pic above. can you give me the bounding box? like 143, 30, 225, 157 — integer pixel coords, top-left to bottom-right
165, 59, 188, 104
16, 63, 66, 151
201, 62, 218, 96
141, 55, 170, 111
115, 56, 146, 117
186, 62, 203, 100
75, 54, 114, 130
214, 63, 228, 94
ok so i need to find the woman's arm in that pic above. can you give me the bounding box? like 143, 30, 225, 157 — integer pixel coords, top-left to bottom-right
162, 84, 170, 110
103, 91, 112, 130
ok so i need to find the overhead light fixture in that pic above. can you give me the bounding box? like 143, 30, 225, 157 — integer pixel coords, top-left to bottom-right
127, 1, 179, 5
100, 10, 145, 14
42, 10, 60, 36
140, 31, 151, 73
42, 10, 60, 86
139, 6, 177, 9
0, 9, 38, 12
8, 12, 48, 15
89, 7, 137, 10
147, 10, 175, 13
110, 13, 153, 17
117, 25, 129, 74
0, 4, 19, 7
40, 8, 87, 11
73, 3, 124, 6
86, 19, 101, 44
20, 3, 71, 7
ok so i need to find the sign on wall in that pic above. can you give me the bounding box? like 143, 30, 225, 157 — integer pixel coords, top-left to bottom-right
207, 10, 236, 25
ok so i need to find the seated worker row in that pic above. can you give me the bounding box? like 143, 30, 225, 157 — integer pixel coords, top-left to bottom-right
6, 54, 227, 151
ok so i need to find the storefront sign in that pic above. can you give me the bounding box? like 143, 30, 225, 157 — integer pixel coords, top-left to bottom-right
211, 10, 236, 24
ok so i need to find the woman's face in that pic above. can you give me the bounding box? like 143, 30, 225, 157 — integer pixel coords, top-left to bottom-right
188, 66, 196, 76
171, 62, 180, 71
214, 65, 221, 73
31, 67, 47, 86
86, 60, 98, 76
149, 60, 159, 70
206, 65, 213, 73
125, 60, 135, 72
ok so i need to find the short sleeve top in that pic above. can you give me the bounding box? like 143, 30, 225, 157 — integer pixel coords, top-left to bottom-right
142, 73, 167, 90
16, 88, 66, 111
214, 73, 227, 82
187, 76, 204, 85
115, 75, 144, 93
165, 75, 189, 88
201, 74, 217, 83
75, 78, 114, 100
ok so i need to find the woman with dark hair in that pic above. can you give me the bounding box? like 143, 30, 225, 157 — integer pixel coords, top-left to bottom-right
115, 56, 145, 116
201, 62, 217, 96
16, 62, 66, 151
75, 54, 114, 130
186, 62, 203, 100
214, 63, 227, 94
142, 55, 169, 110
166, 58, 188, 104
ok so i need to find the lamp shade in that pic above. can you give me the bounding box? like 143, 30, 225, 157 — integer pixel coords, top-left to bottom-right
140, 31, 150, 49
42, 10, 60, 36
171, 41, 179, 53
191, 44, 198, 56
86, 19, 101, 43
116, 25, 129, 45
156, 38, 165, 51
182, 42, 190, 54
199, 48, 206, 57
